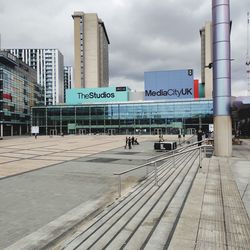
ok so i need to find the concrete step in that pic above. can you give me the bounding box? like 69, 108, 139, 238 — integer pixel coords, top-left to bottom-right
114, 152, 199, 250
61, 155, 185, 249
168, 157, 250, 249
143, 156, 199, 250
62, 150, 199, 249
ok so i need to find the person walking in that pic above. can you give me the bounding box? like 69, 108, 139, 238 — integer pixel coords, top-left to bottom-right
197, 129, 203, 146
134, 138, 139, 145
124, 137, 128, 149
128, 137, 132, 149
132, 136, 135, 145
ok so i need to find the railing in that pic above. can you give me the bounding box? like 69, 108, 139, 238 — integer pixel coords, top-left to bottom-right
146, 138, 212, 165
146, 135, 197, 163
113, 141, 213, 197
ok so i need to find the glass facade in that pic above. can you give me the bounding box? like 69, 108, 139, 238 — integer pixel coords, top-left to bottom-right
0, 51, 42, 136
31, 99, 213, 135
7, 49, 64, 105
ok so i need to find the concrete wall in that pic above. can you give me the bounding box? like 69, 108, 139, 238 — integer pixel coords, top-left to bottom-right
73, 13, 83, 88
84, 14, 100, 88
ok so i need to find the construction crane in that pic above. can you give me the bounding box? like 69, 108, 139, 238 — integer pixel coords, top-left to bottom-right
246, 12, 250, 95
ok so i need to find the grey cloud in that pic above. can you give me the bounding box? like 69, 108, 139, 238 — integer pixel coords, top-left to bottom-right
0, 0, 249, 96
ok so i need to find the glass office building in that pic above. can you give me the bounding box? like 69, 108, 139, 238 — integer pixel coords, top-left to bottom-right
31, 99, 213, 136
0, 51, 42, 136
6, 49, 64, 105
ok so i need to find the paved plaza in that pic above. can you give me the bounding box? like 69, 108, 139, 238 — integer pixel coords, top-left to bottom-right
0, 135, 250, 249
0, 134, 164, 249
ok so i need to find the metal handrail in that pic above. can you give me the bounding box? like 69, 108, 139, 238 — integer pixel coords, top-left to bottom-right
114, 143, 213, 197
178, 138, 214, 152
146, 135, 197, 162
145, 136, 209, 166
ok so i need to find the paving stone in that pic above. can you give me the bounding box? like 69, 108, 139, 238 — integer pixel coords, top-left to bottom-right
197, 228, 226, 245
171, 217, 199, 241
224, 207, 250, 225
195, 240, 227, 250
200, 204, 224, 221
203, 192, 223, 206
227, 231, 250, 249
223, 195, 245, 208
168, 238, 196, 250
199, 219, 225, 232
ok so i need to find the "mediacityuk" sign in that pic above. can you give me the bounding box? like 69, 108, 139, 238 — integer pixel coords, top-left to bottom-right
144, 70, 194, 100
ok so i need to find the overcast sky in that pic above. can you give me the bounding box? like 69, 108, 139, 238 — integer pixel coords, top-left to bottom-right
0, 0, 249, 96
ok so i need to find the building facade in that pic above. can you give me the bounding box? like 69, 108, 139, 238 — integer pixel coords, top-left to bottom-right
0, 51, 42, 137
64, 66, 73, 102
200, 22, 213, 99
72, 12, 110, 88
31, 99, 213, 136
6, 48, 64, 105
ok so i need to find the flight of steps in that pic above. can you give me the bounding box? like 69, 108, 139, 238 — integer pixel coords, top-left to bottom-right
58, 147, 201, 250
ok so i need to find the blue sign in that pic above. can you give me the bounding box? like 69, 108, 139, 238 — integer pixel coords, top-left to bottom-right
144, 70, 194, 100
66, 86, 129, 104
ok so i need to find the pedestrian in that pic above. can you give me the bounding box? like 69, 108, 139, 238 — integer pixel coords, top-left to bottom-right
132, 136, 135, 145
197, 129, 203, 146
159, 134, 164, 142
178, 134, 181, 145
134, 138, 139, 145
35, 133, 37, 139
128, 137, 132, 149
124, 137, 128, 149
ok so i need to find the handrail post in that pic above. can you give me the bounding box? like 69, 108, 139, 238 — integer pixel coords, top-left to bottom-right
199, 147, 202, 168
154, 162, 158, 186
118, 175, 121, 197
172, 149, 175, 167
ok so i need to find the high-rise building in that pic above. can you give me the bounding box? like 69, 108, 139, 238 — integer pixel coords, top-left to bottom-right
64, 66, 73, 102
200, 22, 213, 98
6, 48, 64, 105
0, 51, 42, 137
72, 12, 110, 88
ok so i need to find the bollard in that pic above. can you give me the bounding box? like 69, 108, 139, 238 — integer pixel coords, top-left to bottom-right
154, 162, 158, 186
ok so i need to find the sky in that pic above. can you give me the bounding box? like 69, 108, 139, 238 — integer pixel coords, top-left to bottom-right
0, 0, 249, 96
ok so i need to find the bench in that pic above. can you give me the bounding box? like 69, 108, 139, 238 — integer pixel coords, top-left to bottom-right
154, 141, 177, 151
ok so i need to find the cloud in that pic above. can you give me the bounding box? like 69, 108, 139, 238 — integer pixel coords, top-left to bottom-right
0, 0, 249, 96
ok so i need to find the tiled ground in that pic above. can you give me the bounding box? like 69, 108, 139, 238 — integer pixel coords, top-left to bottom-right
0, 134, 169, 249
2, 136, 250, 250
0, 135, 139, 178
169, 141, 250, 250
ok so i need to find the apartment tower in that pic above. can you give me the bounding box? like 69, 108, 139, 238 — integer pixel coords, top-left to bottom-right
72, 12, 110, 88
64, 66, 73, 102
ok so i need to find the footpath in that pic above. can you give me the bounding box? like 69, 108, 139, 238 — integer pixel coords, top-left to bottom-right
53, 140, 250, 250
3, 137, 250, 249
169, 143, 250, 249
